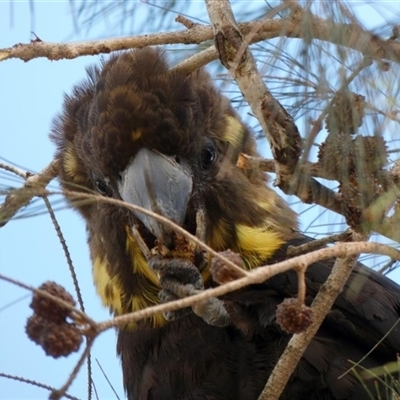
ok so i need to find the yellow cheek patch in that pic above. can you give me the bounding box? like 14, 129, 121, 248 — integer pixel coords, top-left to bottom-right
93, 256, 123, 315
125, 227, 160, 286
235, 224, 284, 269
222, 115, 244, 148
207, 217, 283, 274
63, 143, 87, 185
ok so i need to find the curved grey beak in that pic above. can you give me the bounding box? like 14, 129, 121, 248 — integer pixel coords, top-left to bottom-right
118, 148, 193, 242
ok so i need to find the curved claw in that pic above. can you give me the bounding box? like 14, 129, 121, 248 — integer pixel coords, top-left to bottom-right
158, 289, 192, 320
192, 297, 231, 327
149, 256, 231, 326
149, 256, 204, 290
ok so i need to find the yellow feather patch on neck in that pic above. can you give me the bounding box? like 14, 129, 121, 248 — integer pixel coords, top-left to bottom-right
92, 228, 165, 328
125, 227, 165, 327
63, 143, 86, 184
222, 115, 244, 147
93, 256, 124, 315
125, 227, 159, 286
235, 224, 284, 270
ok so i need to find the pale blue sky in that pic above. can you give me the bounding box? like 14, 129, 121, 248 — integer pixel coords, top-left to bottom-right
0, 2, 125, 399
1, 2, 400, 400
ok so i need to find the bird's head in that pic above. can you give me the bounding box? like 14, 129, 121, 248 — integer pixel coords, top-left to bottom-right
51, 48, 297, 326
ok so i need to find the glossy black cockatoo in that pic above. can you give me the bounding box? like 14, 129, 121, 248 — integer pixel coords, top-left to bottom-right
51, 47, 400, 400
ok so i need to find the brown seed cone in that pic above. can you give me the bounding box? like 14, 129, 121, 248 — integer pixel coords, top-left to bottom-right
353, 136, 387, 176
26, 314, 82, 358
317, 132, 352, 181
318, 134, 387, 210
325, 92, 365, 135
276, 298, 313, 334
30, 281, 76, 323
168, 233, 197, 262
41, 322, 82, 358
210, 250, 245, 285
152, 233, 197, 263
25, 314, 50, 342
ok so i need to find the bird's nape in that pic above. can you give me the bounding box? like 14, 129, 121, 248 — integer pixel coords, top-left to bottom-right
51, 47, 400, 400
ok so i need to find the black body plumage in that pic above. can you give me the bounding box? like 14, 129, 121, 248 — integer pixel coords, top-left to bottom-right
51, 48, 400, 400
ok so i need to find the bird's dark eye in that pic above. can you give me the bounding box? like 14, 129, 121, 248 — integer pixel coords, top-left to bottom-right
200, 141, 217, 170
95, 179, 112, 197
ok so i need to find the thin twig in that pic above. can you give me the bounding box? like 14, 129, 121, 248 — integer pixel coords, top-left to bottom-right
205, 0, 302, 184
0, 293, 30, 313
1, 11, 400, 65
62, 189, 250, 278
238, 152, 345, 213
171, 45, 218, 74
299, 56, 374, 172
0, 162, 29, 179
95, 241, 399, 332
258, 253, 361, 400
0, 273, 96, 330
287, 230, 353, 256
94, 359, 121, 400
296, 266, 307, 305
86, 355, 93, 400
42, 196, 86, 313
50, 338, 95, 400
377, 258, 398, 275
175, 15, 200, 29
0, 160, 58, 228
42, 195, 93, 400
0, 373, 80, 400
282, 0, 301, 14
239, 152, 400, 244
338, 317, 400, 380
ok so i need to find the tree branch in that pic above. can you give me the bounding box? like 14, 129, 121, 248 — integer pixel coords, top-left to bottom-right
0, 373, 79, 400
96, 240, 398, 332
258, 234, 366, 400
239, 154, 400, 244
205, 0, 302, 186
0, 160, 58, 228
1, 10, 400, 66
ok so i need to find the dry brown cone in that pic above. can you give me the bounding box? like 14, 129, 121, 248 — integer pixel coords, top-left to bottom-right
317, 132, 353, 181
276, 298, 313, 334
210, 250, 245, 284
337, 136, 388, 228
320, 91, 366, 181
168, 233, 197, 262
325, 91, 366, 135
152, 232, 197, 263
339, 176, 383, 230
353, 135, 387, 176
339, 194, 364, 229
30, 281, 76, 324
26, 281, 82, 357
318, 134, 387, 197
26, 314, 82, 358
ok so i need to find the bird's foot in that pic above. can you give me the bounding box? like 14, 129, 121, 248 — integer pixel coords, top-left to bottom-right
149, 255, 230, 327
